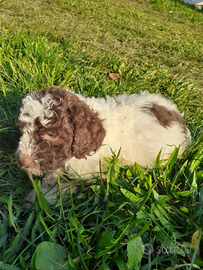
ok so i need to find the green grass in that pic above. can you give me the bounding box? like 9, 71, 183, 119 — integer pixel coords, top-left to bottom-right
0, 0, 203, 269
1, 0, 203, 92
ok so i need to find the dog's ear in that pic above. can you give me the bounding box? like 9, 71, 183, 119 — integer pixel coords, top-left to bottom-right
69, 100, 106, 159
43, 86, 106, 159
42, 86, 78, 109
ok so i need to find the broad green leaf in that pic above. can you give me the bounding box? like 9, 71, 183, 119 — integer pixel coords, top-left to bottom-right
33, 242, 70, 270
180, 207, 188, 213
133, 187, 146, 196
90, 185, 101, 192
152, 189, 160, 202
177, 190, 194, 197
104, 157, 112, 164
120, 188, 141, 204
127, 237, 143, 270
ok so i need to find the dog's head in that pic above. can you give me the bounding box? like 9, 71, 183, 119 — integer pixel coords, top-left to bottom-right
16, 86, 106, 175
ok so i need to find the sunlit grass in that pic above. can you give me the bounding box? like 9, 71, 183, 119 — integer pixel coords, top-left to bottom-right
1, 0, 203, 91
0, 0, 203, 269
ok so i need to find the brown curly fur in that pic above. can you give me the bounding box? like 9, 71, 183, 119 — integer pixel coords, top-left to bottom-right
16, 86, 106, 174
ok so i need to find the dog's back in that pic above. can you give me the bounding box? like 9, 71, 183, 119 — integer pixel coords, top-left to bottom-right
66, 91, 191, 176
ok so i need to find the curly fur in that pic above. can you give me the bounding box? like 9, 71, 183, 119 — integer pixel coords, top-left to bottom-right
16, 86, 191, 203
16, 86, 106, 176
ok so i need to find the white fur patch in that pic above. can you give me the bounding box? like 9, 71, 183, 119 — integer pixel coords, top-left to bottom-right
17, 130, 41, 175
18, 93, 57, 126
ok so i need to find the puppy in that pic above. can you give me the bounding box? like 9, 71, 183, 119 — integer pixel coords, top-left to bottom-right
16, 86, 191, 203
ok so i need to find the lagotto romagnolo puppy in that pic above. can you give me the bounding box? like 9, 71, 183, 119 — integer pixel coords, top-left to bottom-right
16, 86, 191, 203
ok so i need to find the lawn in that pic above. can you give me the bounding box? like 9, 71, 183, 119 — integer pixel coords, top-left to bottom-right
0, 0, 203, 269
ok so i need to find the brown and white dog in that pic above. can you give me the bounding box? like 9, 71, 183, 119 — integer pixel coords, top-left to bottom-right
16, 86, 191, 202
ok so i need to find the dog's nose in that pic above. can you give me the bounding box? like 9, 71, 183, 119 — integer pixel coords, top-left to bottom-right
18, 156, 34, 168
